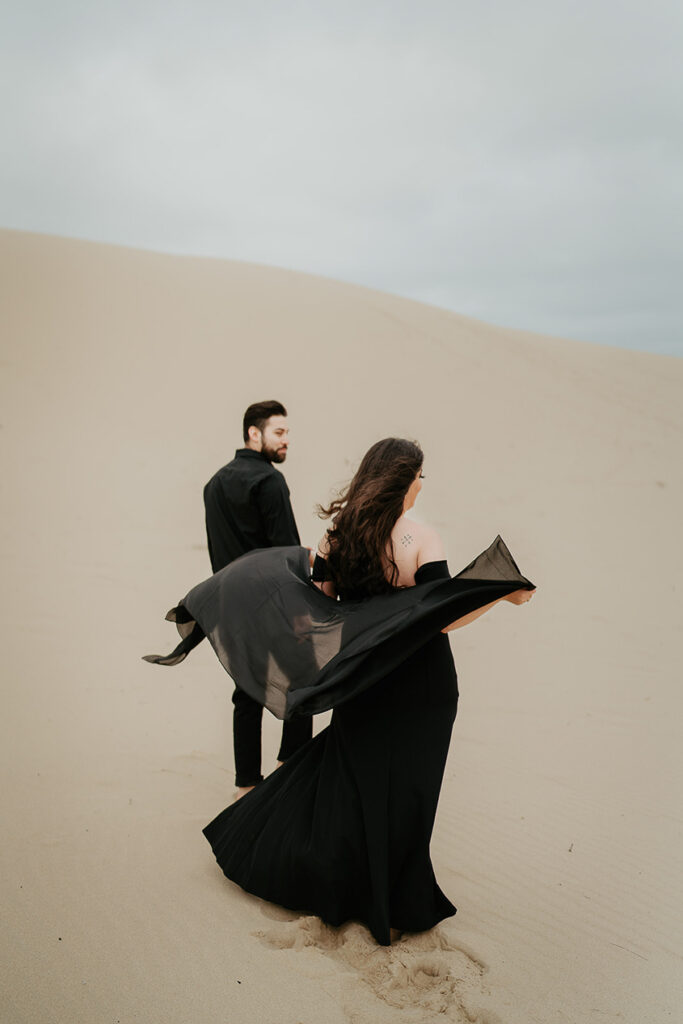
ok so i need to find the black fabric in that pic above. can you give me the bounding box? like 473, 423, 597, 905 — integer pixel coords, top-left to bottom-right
144, 535, 534, 720
203, 558, 459, 945
146, 537, 534, 945
203, 628, 459, 945
203, 448, 300, 573
414, 559, 449, 584
311, 553, 331, 583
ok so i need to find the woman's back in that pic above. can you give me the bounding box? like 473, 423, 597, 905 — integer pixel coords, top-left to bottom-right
387, 516, 446, 587
316, 515, 447, 597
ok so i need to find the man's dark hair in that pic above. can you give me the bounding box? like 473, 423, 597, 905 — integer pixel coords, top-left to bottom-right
243, 400, 288, 442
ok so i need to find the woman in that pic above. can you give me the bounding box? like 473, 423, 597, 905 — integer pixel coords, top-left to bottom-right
196, 438, 535, 945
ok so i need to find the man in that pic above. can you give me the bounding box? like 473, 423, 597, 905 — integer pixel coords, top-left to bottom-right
203, 400, 313, 798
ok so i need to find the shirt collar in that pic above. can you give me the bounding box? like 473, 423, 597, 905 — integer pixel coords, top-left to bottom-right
235, 447, 270, 462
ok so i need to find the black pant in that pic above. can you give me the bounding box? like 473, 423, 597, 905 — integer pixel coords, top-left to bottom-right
232, 687, 312, 788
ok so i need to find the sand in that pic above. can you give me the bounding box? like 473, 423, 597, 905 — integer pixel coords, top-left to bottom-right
1, 227, 681, 1024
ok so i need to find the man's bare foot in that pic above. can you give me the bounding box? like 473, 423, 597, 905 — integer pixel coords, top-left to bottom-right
233, 785, 255, 802
390, 928, 403, 943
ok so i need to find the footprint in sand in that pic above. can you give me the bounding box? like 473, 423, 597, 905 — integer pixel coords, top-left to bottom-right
257, 902, 301, 923
254, 913, 502, 1023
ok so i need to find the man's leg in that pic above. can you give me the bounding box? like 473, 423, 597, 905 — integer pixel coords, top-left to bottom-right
232, 687, 264, 789
277, 715, 313, 763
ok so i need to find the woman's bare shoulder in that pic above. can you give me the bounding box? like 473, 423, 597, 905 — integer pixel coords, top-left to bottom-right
392, 515, 428, 541
391, 518, 445, 563
416, 524, 446, 566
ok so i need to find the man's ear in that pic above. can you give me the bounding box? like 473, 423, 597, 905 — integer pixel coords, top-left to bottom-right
247, 426, 262, 447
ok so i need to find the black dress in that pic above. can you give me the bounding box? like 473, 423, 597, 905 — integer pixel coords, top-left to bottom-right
203, 560, 459, 946
145, 536, 534, 945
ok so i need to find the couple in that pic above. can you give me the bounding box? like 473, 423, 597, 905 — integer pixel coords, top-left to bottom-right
147, 401, 535, 946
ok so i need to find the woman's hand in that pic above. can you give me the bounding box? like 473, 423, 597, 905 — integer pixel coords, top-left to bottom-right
505, 588, 536, 605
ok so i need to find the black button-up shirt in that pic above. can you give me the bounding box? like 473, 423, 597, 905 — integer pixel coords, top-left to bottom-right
203, 448, 301, 572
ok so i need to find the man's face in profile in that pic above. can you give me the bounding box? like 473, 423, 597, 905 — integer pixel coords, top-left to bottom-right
258, 415, 289, 463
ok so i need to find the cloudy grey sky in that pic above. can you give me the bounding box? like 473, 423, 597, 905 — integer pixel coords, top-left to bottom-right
2, 0, 682, 356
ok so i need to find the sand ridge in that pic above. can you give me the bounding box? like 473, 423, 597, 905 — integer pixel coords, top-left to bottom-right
1, 228, 682, 1023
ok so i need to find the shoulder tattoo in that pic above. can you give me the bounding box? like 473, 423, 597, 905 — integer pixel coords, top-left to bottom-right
399, 532, 414, 548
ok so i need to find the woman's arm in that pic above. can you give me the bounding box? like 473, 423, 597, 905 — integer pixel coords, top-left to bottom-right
442, 588, 534, 632
413, 525, 535, 630
314, 578, 337, 598
312, 536, 337, 599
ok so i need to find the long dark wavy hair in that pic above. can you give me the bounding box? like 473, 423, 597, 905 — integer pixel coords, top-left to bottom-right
318, 438, 424, 598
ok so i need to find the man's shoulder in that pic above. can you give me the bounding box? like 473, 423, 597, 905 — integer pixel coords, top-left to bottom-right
251, 467, 291, 511
204, 454, 245, 496
257, 463, 288, 485
204, 459, 237, 490
204, 452, 284, 493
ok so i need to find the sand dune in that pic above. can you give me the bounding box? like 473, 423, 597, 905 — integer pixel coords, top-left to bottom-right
1, 228, 682, 1023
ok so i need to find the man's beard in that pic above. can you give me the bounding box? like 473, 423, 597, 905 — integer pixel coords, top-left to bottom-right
261, 441, 287, 464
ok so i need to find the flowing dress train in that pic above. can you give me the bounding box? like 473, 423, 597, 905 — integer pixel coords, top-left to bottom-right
203, 561, 458, 945
145, 536, 534, 944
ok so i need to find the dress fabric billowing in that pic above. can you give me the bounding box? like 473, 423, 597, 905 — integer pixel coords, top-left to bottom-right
144, 535, 533, 720
203, 560, 459, 946
145, 535, 534, 946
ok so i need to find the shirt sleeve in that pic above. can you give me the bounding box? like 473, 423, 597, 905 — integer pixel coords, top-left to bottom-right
257, 473, 301, 547
203, 479, 228, 573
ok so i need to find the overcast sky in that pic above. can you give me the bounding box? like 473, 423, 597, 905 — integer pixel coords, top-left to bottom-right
2, 0, 681, 356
